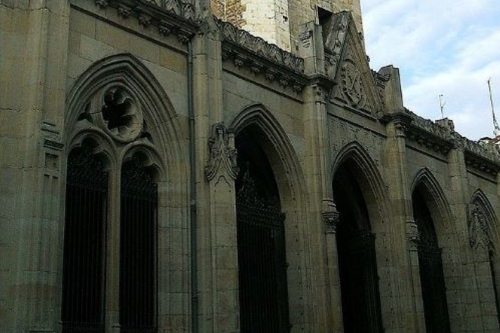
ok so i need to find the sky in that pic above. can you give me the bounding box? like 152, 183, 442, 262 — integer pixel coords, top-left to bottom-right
361, 0, 500, 140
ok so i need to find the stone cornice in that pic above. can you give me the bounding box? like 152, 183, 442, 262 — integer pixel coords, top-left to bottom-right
219, 21, 308, 93
400, 109, 500, 175
95, 0, 199, 43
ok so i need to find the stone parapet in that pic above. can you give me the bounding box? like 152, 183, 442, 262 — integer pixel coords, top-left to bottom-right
402, 109, 500, 176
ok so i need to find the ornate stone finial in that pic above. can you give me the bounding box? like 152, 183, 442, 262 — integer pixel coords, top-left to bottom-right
406, 218, 420, 250
205, 123, 239, 181
468, 203, 491, 250
322, 199, 340, 234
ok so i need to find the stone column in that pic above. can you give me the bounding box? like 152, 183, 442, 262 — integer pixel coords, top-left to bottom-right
105, 168, 121, 333
322, 200, 343, 333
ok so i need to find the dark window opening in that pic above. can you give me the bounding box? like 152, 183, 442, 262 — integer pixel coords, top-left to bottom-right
413, 187, 451, 333
120, 155, 158, 333
62, 145, 108, 333
333, 161, 384, 333
236, 127, 290, 333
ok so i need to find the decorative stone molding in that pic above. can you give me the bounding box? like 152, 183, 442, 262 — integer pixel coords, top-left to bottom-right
205, 123, 239, 181
95, 0, 198, 44
219, 20, 308, 93
403, 108, 500, 174
95, 0, 108, 8
220, 21, 304, 72
468, 203, 492, 250
118, 5, 131, 18
139, 13, 152, 27
322, 199, 340, 234
324, 12, 349, 80
371, 69, 390, 109
381, 112, 412, 138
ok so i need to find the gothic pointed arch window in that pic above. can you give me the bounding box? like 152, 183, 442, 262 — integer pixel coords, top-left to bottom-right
61, 53, 183, 332
62, 142, 109, 333
412, 185, 451, 333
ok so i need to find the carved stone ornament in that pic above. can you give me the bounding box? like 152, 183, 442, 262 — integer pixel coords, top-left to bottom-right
406, 218, 420, 250
205, 123, 239, 181
95, 0, 108, 8
340, 61, 366, 109
322, 199, 340, 234
313, 84, 328, 104
100, 87, 144, 143
468, 203, 492, 250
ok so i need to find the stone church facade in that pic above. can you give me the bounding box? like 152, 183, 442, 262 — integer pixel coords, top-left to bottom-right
1, 0, 500, 332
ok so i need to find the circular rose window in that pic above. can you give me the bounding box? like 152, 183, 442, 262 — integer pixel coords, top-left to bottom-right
101, 87, 143, 142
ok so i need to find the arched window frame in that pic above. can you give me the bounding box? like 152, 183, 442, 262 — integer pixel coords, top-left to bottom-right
59, 54, 188, 333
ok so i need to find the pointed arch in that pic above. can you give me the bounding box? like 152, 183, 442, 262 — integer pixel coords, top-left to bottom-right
332, 141, 390, 228
65, 53, 187, 182
230, 103, 307, 205
230, 103, 309, 331
470, 189, 500, 245
471, 189, 499, 225
410, 168, 453, 332
410, 168, 453, 231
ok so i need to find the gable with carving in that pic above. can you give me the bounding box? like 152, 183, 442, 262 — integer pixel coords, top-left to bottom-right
325, 13, 383, 117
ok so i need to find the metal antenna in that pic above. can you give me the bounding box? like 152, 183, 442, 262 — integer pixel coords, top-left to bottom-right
487, 78, 500, 136
439, 94, 446, 119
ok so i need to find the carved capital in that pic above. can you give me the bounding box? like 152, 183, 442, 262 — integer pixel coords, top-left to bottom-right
312, 84, 328, 104
205, 123, 239, 181
322, 199, 340, 234
394, 121, 407, 138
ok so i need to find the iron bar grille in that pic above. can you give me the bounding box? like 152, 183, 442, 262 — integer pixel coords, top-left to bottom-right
62, 146, 108, 333
337, 231, 384, 333
236, 172, 290, 333
120, 156, 158, 333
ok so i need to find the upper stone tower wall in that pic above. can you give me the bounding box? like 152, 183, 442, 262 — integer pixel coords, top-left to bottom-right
210, 0, 363, 52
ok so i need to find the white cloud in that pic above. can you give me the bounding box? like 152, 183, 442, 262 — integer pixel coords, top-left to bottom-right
362, 0, 500, 140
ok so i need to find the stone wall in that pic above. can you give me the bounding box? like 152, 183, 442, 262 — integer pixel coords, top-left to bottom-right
2, 1, 500, 333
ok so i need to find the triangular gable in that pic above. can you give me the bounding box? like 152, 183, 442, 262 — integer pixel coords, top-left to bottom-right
324, 12, 384, 117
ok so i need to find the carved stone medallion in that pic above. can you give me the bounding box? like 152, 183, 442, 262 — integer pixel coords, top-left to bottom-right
340, 61, 365, 109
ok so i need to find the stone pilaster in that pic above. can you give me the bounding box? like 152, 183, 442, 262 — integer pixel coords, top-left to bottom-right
381, 66, 423, 333
300, 22, 336, 329
0, 1, 70, 332
203, 123, 240, 333
383, 112, 424, 333
192, 29, 239, 332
